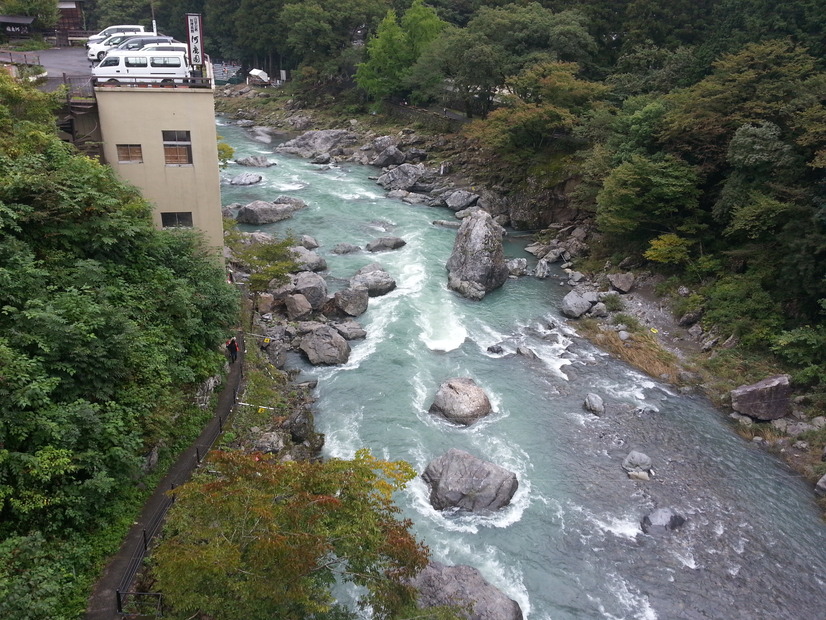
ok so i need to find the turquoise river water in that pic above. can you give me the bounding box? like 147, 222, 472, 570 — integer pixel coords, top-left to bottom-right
217, 120, 826, 620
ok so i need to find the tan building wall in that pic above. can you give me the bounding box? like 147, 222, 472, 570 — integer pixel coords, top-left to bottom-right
94, 85, 225, 252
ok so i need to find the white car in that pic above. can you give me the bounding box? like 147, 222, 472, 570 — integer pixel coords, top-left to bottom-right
88, 33, 142, 61
86, 25, 146, 47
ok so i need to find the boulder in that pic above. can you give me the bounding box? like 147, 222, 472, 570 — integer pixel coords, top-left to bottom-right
371, 145, 406, 167
234, 155, 276, 167
235, 198, 307, 224
584, 393, 605, 415
607, 272, 635, 293
293, 271, 328, 309
444, 189, 479, 211
376, 163, 426, 191
275, 129, 358, 159
299, 326, 351, 365
622, 450, 652, 475
291, 246, 327, 272
533, 259, 553, 279
366, 236, 406, 252
641, 508, 686, 535
422, 449, 518, 512
730, 374, 792, 421
285, 294, 312, 320
816, 473, 826, 497
411, 562, 523, 620
350, 263, 397, 297
560, 290, 594, 318
299, 234, 319, 250
428, 377, 492, 426
229, 171, 263, 185
252, 431, 286, 454
333, 287, 369, 316
332, 319, 366, 340
446, 210, 509, 301
507, 258, 528, 276
331, 243, 361, 254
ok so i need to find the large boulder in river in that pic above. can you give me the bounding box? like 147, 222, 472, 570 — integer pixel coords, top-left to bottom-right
411, 562, 523, 620
730, 374, 792, 421
445, 189, 479, 211
285, 294, 312, 320
275, 129, 358, 159
446, 210, 509, 301
229, 171, 262, 185
350, 263, 396, 297
641, 508, 686, 535
366, 236, 406, 252
376, 163, 426, 191
428, 377, 492, 426
299, 325, 350, 365
291, 246, 327, 272
235, 155, 276, 167
293, 271, 327, 309
236, 197, 308, 224
422, 449, 518, 513
333, 287, 369, 316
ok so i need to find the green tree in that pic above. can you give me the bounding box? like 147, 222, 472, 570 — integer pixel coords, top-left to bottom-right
596, 153, 701, 242
153, 449, 430, 620
355, 10, 412, 101
401, 0, 446, 58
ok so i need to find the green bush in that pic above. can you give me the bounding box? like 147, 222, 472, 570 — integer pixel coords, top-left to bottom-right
702, 274, 783, 347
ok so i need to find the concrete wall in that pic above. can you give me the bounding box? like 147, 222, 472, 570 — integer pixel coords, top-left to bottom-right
94, 85, 224, 252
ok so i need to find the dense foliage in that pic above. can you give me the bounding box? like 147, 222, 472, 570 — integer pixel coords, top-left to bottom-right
153, 449, 430, 619
0, 73, 238, 616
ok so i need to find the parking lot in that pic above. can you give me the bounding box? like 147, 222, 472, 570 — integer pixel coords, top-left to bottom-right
38, 45, 93, 77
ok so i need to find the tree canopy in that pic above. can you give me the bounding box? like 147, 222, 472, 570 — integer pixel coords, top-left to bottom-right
153, 449, 430, 619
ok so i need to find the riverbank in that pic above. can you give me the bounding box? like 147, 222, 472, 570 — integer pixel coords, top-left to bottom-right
214, 84, 826, 515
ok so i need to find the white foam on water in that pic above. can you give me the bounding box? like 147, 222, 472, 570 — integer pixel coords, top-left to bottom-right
323, 404, 364, 459
673, 548, 698, 569
590, 572, 658, 620
567, 502, 641, 541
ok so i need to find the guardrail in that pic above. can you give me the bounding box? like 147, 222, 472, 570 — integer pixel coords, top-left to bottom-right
114, 359, 244, 617
0, 49, 40, 65
92, 75, 213, 89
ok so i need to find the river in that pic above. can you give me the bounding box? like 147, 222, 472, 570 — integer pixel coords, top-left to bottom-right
217, 120, 826, 620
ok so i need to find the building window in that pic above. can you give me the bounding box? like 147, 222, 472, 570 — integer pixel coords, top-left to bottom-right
116, 144, 143, 163
161, 212, 193, 228
162, 130, 192, 165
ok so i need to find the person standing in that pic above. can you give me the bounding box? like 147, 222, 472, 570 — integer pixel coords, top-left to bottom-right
226, 336, 238, 364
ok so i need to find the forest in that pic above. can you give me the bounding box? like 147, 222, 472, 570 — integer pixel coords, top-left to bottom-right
0, 0, 824, 617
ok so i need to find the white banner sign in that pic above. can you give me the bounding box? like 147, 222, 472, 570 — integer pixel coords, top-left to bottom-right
186, 13, 204, 66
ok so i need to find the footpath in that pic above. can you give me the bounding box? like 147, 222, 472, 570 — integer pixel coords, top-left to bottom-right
85, 335, 245, 619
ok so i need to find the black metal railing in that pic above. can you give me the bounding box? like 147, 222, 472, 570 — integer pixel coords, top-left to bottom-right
92, 75, 213, 89
114, 362, 244, 617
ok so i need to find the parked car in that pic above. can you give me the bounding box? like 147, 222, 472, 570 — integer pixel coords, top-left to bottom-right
92, 50, 190, 84
140, 43, 188, 55
113, 35, 178, 52
86, 25, 146, 47
87, 33, 146, 61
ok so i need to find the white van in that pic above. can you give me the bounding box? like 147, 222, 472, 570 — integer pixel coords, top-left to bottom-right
86, 25, 146, 47
92, 50, 190, 84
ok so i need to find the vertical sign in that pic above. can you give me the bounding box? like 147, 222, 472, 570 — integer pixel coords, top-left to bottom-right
186, 13, 203, 67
